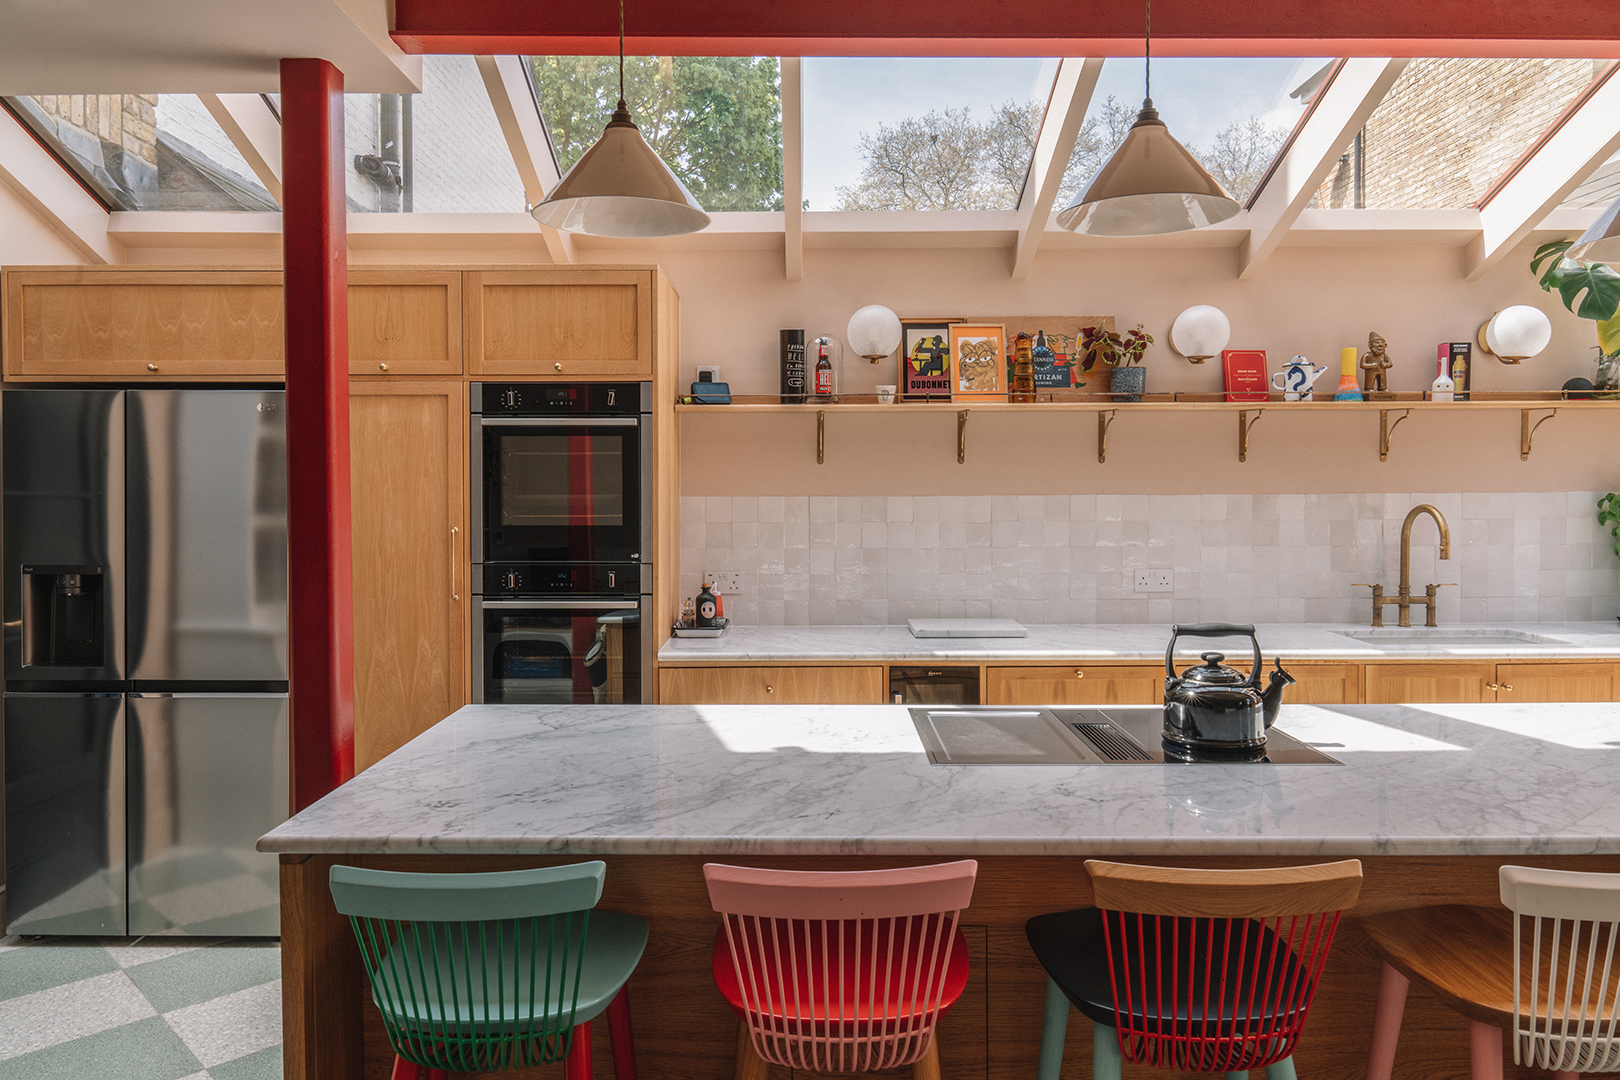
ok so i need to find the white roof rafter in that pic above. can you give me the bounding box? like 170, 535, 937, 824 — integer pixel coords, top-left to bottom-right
477, 54, 573, 264
1011, 56, 1104, 281
782, 56, 804, 281
199, 93, 283, 203
0, 105, 122, 264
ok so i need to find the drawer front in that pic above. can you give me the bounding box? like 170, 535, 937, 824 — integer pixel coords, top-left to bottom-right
660, 665, 884, 705
348, 272, 463, 376
1364, 662, 1494, 704
469, 271, 651, 378
987, 665, 1161, 706
1493, 662, 1618, 703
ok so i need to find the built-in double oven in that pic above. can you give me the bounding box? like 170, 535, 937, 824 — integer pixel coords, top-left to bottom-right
472, 382, 651, 704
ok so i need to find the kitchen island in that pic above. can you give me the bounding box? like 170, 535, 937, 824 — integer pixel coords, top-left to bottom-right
263, 701, 1620, 1080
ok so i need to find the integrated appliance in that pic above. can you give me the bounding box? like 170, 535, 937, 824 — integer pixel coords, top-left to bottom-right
472, 383, 651, 704
3, 389, 289, 936
889, 666, 980, 705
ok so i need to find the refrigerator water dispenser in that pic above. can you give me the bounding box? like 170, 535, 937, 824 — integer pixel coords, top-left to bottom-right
22, 565, 105, 668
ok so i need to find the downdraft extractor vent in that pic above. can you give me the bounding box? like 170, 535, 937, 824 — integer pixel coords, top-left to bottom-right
1071, 722, 1152, 762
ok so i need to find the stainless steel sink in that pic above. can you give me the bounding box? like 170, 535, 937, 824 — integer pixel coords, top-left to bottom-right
1332, 628, 1567, 647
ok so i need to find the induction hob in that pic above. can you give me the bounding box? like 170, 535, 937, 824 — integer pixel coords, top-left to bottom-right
910, 705, 1341, 766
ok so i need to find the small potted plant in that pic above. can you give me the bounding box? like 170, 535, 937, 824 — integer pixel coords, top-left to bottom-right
1079, 324, 1154, 401
1530, 241, 1620, 394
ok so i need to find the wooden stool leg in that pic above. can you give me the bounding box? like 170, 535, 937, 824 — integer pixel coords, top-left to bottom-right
566, 1020, 594, 1080
1266, 1057, 1299, 1080
389, 1056, 422, 1080
1469, 1021, 1504, 1080
1551, 1074, 1579, 1080
1035, 977, 1070, 1080
735, 1022, 768, 1080
426, 1071, 448, 1080
1367, 962, 1411, 1080
911, 1037, 941, 1080
1091, 1021, 1123, 1080
606, 984, 637, 1080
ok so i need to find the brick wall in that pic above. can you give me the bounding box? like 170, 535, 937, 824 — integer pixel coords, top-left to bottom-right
32, 94, 159, 167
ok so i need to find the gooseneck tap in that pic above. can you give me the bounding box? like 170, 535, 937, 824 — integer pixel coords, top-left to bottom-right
1354, 503, 1455, 627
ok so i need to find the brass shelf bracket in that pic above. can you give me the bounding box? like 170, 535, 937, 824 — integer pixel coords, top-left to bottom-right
1379, 409, 1411, 462
957, 409, 969, 464
1097, 410, 1118, 463
816, 409, 825, 465
1238, 409, 1264, 463
1520, 408, 1558, 460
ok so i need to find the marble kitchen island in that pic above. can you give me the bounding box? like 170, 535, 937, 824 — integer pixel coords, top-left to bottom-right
264, 702, 1620, 1080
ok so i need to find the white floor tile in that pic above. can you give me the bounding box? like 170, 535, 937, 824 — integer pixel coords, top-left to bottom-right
0, 970, 156, 1060
100, 937, 217, 969
163, 979, 282, 1068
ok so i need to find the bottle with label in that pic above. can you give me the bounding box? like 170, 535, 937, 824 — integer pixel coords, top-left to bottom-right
695, 583, 719, 629
814, 339, 834, 398
780, 329, 806, 404
1009, 332, 1036, 402
1431, 343, 1455, 401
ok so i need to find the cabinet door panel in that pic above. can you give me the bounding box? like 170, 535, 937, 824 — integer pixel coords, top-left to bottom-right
1495, 663, 1617, 703
468, 270, 651, 378
350, 381, 469, 770
1226, 661, 1361, 705
660, 666, 883, 705
987, 665, 1161, 706
1364, 663, 1494, 704
348, 271, 462, 376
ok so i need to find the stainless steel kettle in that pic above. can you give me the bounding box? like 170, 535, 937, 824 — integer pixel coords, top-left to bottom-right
1162, 623, 1294, 750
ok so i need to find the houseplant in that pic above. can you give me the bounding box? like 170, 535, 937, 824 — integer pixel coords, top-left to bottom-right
1530, 241, 1620, 391
1079, 324, 1153, 401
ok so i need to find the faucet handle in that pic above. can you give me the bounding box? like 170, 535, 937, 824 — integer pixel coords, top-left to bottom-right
1351, 583, 1379, 590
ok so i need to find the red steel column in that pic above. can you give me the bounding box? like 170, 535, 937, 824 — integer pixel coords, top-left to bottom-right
280, 58, 355, 812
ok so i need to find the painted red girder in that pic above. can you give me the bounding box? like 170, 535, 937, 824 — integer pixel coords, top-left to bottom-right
392, 0, 1620, 57
280, 57, 356, 814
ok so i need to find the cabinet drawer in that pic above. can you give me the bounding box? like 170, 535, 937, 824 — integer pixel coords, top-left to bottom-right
468, 270, 651, 378
1364, 662, 1494, 704
987, 665, 1161, 706
660, 665, 883, 705
348, 271, 463, 376
1494, 662, 1618, 703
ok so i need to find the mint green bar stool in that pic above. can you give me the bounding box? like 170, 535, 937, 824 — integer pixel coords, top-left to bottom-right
329, 861, 648, 1080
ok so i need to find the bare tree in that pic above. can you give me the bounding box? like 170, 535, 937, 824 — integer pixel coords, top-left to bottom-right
835, 108, 992, 210
983, 100, 1043, 206
1197, 117, 1290, 203
1059, 96, 1141, 204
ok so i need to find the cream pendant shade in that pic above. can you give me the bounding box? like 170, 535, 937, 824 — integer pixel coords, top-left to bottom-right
1056, 105, 1240, 236
530, 103, 710, 238
1567, 195, 1620, 264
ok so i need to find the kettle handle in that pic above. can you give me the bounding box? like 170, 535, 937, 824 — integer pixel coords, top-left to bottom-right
1165, 622, 1262, 685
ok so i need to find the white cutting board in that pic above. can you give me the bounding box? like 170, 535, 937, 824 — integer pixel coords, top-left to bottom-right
907, 619, 1028, 638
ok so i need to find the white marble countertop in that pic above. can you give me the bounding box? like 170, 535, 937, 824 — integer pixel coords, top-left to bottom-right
658, 622, 1620, 663
259, 701, 1620, 858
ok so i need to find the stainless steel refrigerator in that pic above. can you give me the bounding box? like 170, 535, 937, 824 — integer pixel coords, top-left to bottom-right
3, 389, 289, 936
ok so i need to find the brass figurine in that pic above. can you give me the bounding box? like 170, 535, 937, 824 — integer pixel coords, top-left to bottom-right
1360, 332, 1392, 394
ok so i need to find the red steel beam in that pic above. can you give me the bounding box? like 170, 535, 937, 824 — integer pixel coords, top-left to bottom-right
280, 57, 355, 814
392, 0, 1620, 57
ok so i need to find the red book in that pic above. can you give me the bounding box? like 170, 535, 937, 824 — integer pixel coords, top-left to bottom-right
1222, 349, 1268, 402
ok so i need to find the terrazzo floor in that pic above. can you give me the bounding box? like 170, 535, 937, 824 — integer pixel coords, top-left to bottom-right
0, 934, 281, 1080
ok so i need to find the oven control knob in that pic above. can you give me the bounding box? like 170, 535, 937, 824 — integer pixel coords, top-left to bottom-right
502, 389, 521, 409
503, 571, 522, 591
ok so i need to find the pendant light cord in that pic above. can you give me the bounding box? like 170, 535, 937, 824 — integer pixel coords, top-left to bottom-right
1144, 0, 1152, 106
618, 0, 626, 106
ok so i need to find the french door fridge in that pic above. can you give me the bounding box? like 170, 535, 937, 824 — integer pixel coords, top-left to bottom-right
4, 389, 289, 936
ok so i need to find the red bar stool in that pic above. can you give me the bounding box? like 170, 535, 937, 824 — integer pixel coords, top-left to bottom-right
1362, 865, 1620, 1080
1027, 859, 1363, 1080
703, 860, 978, 1080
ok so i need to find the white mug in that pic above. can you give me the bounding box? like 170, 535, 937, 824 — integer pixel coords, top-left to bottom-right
875, 385, 897, 405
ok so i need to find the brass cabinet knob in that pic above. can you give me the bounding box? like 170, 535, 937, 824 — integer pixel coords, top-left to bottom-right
1075, 670, 1085, 679
146, 363, 158, 371
1500, 684, 1513, 692
554, 362, 564, 371
1486, 682, 1498, 690
765, 685, 774, 694
379, 362, 388, 371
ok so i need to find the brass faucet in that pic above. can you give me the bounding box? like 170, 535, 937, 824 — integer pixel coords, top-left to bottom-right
1354, 504, 1455, 627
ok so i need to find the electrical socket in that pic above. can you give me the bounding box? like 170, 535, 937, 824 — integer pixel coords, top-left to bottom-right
696, 365, 721, 383
707, 570, 742, 595
1133, 570, 1174, 593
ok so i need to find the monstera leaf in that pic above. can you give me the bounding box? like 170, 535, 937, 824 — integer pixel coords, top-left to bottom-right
1532, 240, 1620, 322
1600, 312, 1620, 356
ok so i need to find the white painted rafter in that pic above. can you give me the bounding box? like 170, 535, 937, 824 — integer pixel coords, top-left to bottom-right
199, 93, 283, 202
1465, 62, 1620, 281
1238, 57, 1408, 279
1012, 56, 1103, 280
476, 54, 574, 264
0, 105, 121, 263
782, 56, 804, 281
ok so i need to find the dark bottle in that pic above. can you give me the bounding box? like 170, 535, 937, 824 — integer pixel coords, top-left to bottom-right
1010, 332, 1036, 402
780, 329, 806, 404
696, 582, 719, 628
813, 340, 834, 398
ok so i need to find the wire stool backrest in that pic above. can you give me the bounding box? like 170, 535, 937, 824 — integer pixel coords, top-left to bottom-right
1501, 865, 1620, 1073
704, 861, 978, 1073
1084, 859, 1363, 1075
329, 862, 606, 1074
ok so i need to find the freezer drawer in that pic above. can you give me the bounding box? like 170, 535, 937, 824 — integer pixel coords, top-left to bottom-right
3, 693, 126, 935
127, 693, 289, 936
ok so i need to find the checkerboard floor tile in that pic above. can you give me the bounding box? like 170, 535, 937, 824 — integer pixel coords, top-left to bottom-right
0, 934, 281, 1080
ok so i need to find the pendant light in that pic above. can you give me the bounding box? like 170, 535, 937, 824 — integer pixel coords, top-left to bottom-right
1055, 0, 1240, 236
1567, 195, 1620, 264
529, 0, 710, 237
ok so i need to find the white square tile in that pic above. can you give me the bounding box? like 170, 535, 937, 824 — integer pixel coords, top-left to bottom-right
887, 496, 914, 521
758, 496, 785, 522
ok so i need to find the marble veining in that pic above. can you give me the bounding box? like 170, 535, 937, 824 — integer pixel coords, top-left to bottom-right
259, 701, 1620, 858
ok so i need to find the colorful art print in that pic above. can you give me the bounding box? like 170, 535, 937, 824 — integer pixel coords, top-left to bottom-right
966, 316, 1113, 391
900, 322, 954, 399
950, 324, 1006, 398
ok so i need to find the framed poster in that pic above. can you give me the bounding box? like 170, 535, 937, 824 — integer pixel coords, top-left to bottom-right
964, 315, 1113, 391
900, 321, 954, 399
950, 324, 1006, 399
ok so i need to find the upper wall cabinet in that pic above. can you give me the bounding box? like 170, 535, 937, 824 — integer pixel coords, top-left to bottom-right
3, 269, 285, 381
466, 269, 652, 379
348, 270, 463, 376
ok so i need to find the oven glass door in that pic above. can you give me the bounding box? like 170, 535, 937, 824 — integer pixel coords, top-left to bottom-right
481, 419, 641, 563
481, 601, 642, 705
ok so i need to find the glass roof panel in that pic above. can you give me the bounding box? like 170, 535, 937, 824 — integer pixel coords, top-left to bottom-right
1315, 58, 1603, 210
531, 55, 783, 213
1060, 57, 1333, 208
346, 54, 524, 213
802, 57, 1059, 211
1558, 147, 1620, 210
3, 92, 277, 211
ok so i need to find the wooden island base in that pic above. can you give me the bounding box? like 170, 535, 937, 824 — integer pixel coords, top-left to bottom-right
281, 851, 1620, 1080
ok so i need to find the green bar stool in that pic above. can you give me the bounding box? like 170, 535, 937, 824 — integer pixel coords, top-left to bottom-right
329, 861, 648, 1080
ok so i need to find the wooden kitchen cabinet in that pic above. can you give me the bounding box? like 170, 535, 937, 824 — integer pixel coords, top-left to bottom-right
660, 665, 884, 705
348, 270, 462, 376
987, 665, 1162, 706
349, 380, 470, 770
1492, 662, 1618, 703
1364, 662, 1496, 704
466, 269, 652, 378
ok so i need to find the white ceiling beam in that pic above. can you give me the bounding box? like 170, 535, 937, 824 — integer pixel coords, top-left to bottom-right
1465, 63, 1620, 281
0, 106, 122, 264
476, 54, 574, 265
199, 93, 282, 203
1239, 57, 1409, 279
782, 57, 804, 281
1012, 57, 1103, 281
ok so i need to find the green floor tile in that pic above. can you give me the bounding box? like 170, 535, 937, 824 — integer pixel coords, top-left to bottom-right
0, 939, 119, 1002
124, 944, 282, 1013
210, 1044, 283, 1080
0, 1016, 201, 1080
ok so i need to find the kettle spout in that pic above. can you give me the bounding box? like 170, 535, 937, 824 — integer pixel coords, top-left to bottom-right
1262, 659, 1296, 729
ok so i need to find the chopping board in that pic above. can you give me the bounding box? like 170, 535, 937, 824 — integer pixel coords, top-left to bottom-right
907, 619, 1028, 639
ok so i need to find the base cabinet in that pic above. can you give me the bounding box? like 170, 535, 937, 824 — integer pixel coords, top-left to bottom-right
987, 665, 1161, 705
660, 665, 884, 705
1365, 661, 1617, 704
1493, 662, 1618, 703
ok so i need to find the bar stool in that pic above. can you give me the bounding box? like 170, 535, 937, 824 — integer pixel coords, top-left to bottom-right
329, 861, 647, 1080
1027, 859, 1364, 1080
1362, 865, 1620, 1080
703, 860, 978, 1080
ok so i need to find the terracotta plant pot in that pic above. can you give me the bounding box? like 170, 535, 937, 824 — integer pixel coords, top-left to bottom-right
1110, 365, 1146, 402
